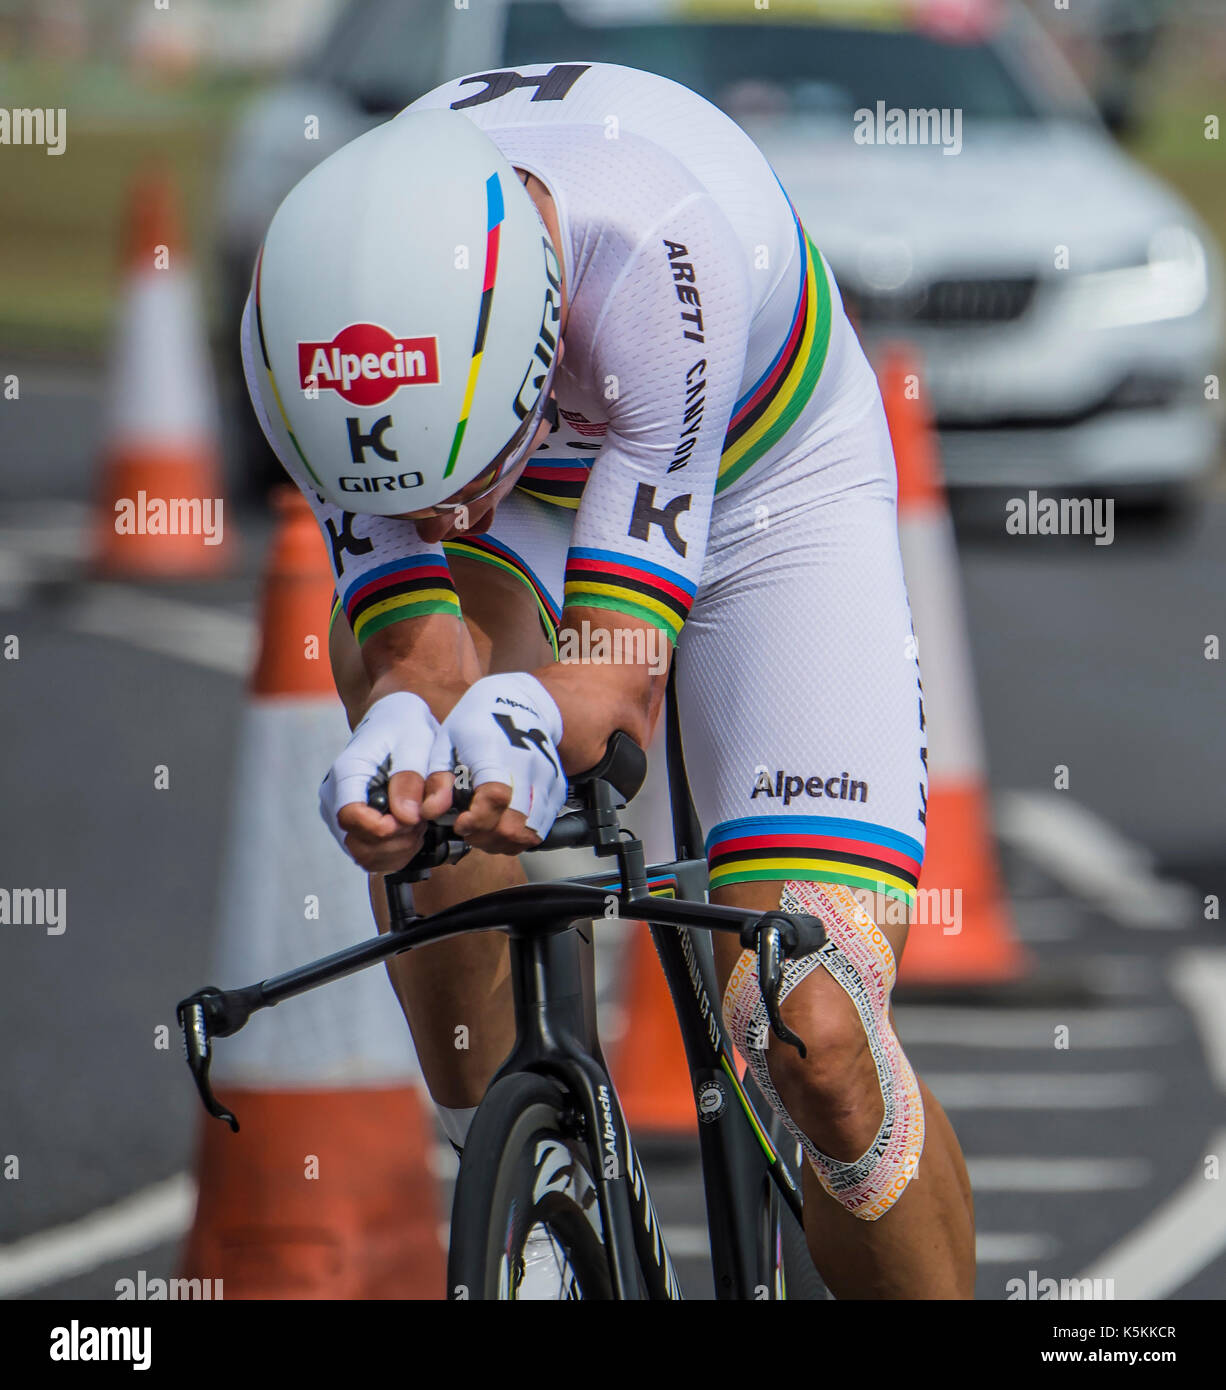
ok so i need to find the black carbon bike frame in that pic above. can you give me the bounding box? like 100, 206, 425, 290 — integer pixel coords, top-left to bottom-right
527, 855, 813, 1300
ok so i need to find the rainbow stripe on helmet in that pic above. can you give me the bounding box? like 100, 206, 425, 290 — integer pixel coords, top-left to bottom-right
443, 172, 505, 480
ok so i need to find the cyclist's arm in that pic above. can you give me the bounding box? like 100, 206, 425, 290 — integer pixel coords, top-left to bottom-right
358, 612, 481, 723
538, 607, 667, 772
536, 188, 751, 771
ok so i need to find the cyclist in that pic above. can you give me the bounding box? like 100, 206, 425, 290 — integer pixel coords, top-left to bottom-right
243, 61, 975, 1299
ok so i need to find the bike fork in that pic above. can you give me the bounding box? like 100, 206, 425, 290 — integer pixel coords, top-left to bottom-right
498, 920, 657, 1299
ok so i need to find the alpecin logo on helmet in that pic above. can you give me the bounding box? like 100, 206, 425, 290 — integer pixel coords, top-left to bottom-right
297, 323, 439, 406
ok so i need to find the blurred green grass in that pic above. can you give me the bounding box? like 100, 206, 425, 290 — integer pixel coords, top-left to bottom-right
0, 64, 248, 357
1123, 31, 1226, 247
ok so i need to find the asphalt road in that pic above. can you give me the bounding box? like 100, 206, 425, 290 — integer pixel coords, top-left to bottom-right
1, 363, 1223, 1301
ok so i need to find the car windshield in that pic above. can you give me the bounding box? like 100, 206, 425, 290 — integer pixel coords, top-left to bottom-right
502, 4, 1068, 123
313, 0, 1094, 126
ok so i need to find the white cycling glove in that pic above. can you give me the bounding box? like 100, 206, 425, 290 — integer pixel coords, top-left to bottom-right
319, 691, 453, 854
443, 673, 568, 839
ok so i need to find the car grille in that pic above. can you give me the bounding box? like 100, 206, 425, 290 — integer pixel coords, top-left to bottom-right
848, 275, 1038, 326
937, 371, 1187, 432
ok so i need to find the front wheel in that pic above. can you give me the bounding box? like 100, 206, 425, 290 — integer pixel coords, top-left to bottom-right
448, 1072, 617, 1300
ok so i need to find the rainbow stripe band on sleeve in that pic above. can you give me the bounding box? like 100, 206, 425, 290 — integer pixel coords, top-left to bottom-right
563, 546, 696, 643
706, 815, 922, 907
342, 554, 461, 645
716, 195, 832, 495
444, 172, 505, 481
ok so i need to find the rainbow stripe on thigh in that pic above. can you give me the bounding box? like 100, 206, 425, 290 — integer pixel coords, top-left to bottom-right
706, 815, 922, 910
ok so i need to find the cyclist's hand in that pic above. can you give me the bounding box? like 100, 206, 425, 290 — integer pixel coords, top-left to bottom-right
320, 691, 454, 871
442, 673, 568, 853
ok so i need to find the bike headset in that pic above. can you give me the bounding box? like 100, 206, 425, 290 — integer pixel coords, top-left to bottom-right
246, 108, 563, 516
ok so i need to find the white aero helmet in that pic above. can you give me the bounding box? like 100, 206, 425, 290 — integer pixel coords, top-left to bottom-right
247, 108, 562, 514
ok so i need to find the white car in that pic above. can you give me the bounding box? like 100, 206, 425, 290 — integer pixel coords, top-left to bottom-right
219, 0, 1222, 507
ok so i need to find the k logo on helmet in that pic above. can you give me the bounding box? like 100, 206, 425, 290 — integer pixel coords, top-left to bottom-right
297, 323, 440, 406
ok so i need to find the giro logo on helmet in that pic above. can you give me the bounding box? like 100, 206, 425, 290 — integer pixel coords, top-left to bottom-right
511, 236, 563, 419
338, 472, 425, 493
297, 323, 440, 406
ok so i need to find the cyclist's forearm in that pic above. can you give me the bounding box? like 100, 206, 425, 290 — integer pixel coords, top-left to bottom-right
535, 608, 670, 772
358, 614, 483, 723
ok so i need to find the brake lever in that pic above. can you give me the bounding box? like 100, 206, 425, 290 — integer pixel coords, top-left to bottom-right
176, 988, 249, 1131
758, 924, 807, 1058
739, 911, 828, 1059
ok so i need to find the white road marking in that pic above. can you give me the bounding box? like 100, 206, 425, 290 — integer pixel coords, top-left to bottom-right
967, 1158, 1151, 1192
976, 1234, 1060, 1264
928, 1073, 1156, 1109
0, 501, 93, 566
1075, 952, 1226, 1297
995, 791, 1197, 929
0, 508, 255, 676
658, 1229, 1060, 1266
0, 509, 88, 604
6, 1168, 1067, 1296
896, 1005, 1180, 1049
1077, 1128, 1226, 1299
1, 364, 104, 396
67, 584, 255, 676
0, 1173, 195, 1298
1169, 951, 1226, 1091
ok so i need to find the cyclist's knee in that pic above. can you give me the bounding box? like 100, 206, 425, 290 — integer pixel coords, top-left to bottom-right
722, 880, 926, 1221
767, 980, 882, 1154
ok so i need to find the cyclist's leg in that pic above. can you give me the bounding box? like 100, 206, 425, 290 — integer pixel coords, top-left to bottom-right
680, 395, 975, 1299
712, 881, 974, 1299
328, 495, 569, 1125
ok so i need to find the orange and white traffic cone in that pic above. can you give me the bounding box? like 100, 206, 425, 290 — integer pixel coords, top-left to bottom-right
612, 928, 697, 1137
880, 345, 1030, 989
179, 488, 445, 1298
95, 170, 234, 578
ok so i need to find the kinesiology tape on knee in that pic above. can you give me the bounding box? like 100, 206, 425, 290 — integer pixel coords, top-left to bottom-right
722, 881, 924, 1221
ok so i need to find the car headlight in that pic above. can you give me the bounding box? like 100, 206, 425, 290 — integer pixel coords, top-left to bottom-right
1068, 225, 1209, 328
